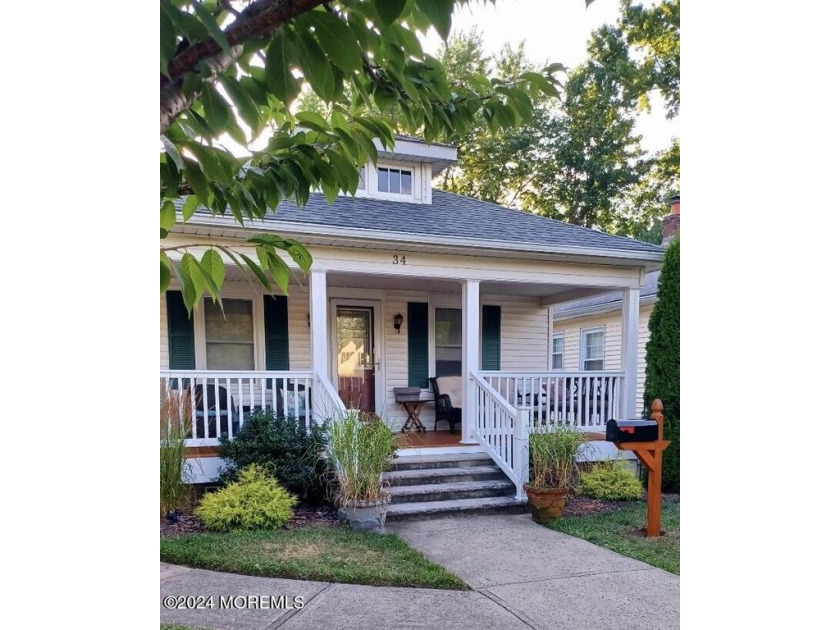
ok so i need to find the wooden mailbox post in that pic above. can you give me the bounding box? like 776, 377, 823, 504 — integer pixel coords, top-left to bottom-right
612, 399, 671, 538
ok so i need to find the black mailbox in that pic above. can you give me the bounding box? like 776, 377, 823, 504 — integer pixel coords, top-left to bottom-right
606, 419, 659, 443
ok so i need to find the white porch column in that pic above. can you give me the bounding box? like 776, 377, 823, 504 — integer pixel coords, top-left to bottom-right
461, 279, 480, 444
620, 286, 641, 419
310, 269, 330, 420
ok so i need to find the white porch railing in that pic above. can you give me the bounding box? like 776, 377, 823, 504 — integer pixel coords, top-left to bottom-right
314, 368, 347, 423
160, 370, 315, 446
477, 371, 625, 431
471, 371, 530, 500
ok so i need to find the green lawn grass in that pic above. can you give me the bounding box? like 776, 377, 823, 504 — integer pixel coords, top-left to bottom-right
546, 497, 680, 574
160, 526, 468, 589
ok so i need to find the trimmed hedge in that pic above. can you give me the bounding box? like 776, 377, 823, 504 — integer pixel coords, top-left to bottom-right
578, 461, 643, 500
195, 464, 297, 532
643, 238, 680, 492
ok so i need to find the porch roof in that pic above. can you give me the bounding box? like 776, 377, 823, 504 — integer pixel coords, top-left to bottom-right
553, 270, 661, 320
180, 190, 664, 263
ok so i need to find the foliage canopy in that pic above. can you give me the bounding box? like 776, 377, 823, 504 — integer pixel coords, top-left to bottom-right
160, 0, 561, 307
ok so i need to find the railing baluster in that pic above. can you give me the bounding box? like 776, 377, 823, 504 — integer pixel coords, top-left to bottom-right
237, 377, 244, 435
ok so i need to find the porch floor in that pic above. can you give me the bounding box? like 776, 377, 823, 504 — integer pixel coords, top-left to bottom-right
397, 431, 462, 448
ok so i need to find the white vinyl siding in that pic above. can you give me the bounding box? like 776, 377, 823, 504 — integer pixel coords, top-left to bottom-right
160, 292, 170, 369
553, 305, 653, 415
496, 294, 549, 371
287, 283, 312, 371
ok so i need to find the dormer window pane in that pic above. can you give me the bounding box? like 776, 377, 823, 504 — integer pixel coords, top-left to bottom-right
377, 167, 413, 195
358, 166, 366, 190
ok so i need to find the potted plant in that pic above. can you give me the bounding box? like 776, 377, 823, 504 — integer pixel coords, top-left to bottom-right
524, 424, 588, 523
324, 410, 396, 533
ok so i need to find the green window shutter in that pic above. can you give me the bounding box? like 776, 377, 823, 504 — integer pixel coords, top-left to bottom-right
264, 295, 290, 371
166, 291, 195, 369
482, 305, 501, 371
407, 302, 429, 388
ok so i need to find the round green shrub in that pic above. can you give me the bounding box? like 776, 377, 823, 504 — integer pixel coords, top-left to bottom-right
217, 409, 328, 505
195, 464, 297, 532
578, 460, 643, 500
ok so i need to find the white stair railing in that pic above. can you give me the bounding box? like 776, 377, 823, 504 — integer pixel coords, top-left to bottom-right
313, 368, 346, 424
470, 370, 530, 500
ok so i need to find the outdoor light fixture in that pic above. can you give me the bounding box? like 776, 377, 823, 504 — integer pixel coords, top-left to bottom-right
393, 312, 404, 333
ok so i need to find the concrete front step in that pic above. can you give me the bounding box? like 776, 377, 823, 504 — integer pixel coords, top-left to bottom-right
387, 479, 516, 504
382, 465, 507, 487
389, 452, 494, 471
386, 495, 527, 521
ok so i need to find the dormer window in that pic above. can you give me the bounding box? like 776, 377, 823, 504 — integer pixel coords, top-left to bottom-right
377, 167, 412, 195
358, 166, 366, 190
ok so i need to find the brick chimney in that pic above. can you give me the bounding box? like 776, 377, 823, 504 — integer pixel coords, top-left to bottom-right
662, 194, 680, 245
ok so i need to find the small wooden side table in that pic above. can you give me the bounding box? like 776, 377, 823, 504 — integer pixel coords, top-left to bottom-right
399, 400, 428, 433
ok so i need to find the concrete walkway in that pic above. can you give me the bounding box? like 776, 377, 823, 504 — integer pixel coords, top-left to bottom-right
389, 514, 679, 629
161, 514, 679, 629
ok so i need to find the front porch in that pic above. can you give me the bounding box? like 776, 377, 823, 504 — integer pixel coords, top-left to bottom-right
162, 259, 646, 486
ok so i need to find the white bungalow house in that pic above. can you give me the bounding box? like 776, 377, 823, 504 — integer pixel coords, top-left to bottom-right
160, 137, 664, 513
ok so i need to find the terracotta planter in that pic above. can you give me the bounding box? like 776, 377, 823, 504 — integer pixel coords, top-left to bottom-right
524, 485, 569, 523
338, 500, 387, 533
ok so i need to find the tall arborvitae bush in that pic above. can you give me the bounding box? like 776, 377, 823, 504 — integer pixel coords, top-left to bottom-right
643, 238, 680, 492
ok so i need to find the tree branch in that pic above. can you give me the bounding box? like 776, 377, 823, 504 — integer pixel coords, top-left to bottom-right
161, 0, 326, 134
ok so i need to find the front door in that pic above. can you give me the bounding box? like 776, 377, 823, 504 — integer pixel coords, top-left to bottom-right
334, 305, 377, 412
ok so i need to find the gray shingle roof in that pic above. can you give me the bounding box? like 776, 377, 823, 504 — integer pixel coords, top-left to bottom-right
193, 190, 664, 256
553, 270, 661, 318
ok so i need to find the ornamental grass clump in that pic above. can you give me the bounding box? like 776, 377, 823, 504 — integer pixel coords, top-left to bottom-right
195, 464, 297, 532
325, 410, 396, 507
528, 424, 588, 490
160, 379, 194, 517
579, 460, 644, 500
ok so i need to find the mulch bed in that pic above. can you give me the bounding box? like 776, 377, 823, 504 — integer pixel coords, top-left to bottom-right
160, 505, 340, 538
562, 492, 680, 517
562, 495, 625, 516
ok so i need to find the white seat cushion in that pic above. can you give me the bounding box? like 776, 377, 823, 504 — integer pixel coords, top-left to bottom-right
436, 376, 462, 408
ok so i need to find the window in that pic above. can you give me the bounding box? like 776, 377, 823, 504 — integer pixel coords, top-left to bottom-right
434, 307, 462, 376
581, 328, 605, 371
357, 165, 366, 190
204, 298, 255, 370
551, 334, 564, 370
377, 167, 412, 195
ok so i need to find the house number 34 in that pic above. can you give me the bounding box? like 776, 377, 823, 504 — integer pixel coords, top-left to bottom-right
392, 255, 406, 265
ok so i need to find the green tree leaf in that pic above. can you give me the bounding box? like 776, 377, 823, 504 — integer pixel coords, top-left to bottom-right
201, 249, 226, 289
190, 0, 231, 54
305, 11, 362, 73
160, 200, 176, 230
181, 195, 200, 222
415, 0, 455, 39
240, 254, 272, 291
375, 0, 408, 26
160, 253, 171, 293
265, 32, 301, 106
